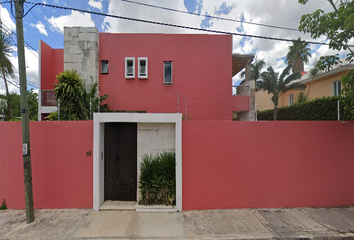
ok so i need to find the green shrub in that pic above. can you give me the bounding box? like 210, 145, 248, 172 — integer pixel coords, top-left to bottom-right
138, 152, 176, 206
0, 199, 7, 210
257, 96, 354, 120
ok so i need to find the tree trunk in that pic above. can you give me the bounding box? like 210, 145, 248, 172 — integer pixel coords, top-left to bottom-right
2, 67, 11, 120
306, 78, 314, 99
273, 104, 278, 121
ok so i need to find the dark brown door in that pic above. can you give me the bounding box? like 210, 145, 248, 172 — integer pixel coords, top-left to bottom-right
104, 122, 137, 201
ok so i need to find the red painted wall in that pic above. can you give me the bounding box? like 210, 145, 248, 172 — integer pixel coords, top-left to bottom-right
99, 33, 247, 120
40, 41, 63, 90
40, 34, 248, 120
1, 120, 354, 210
182, 121, 354, 210
0, 121, 93, 209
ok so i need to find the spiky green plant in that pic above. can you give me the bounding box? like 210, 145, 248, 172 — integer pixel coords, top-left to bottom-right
138, 152, 176, 205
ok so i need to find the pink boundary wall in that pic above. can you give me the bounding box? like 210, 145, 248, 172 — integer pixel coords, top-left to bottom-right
0, 121, 93, 209
182, 121, 354, 210
1, 121, 354, 210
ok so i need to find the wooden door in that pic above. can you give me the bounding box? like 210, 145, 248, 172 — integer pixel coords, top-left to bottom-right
104, 122, 137, 201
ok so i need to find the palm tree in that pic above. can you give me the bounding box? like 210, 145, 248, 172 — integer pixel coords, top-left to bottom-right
286, 38, 311, 74
0, 32, 14, 120
259, 65, 306, 120
306, 62, 320, 99
240, 58, 266, 90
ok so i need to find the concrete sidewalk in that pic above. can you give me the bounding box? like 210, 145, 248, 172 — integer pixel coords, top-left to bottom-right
1, 207, 354, 239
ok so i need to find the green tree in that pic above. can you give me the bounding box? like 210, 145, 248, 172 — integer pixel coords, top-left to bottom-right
306, 62, 320, 99
0, 93, 20, 119
240, 58, 266, 88
54, 70, 88, 120
27, 89, 38, 121
0, 32, 14, 120
298, 0, 354, 116
52, 70, 110, 121
285, 37, 311, 74
296, 91, 308, 103
259, 65, 306, 120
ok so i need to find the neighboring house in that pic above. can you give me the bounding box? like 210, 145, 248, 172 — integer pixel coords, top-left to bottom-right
256, 61, 354, 111
38, 27, 255, 121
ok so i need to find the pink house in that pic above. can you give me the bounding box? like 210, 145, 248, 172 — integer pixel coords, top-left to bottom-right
38, 27, 255, 121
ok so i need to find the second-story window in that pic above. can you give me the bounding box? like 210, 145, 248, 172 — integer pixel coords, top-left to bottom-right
138, 57, 148, 79
125, 57, 135, 79
101, 60, 108, 74
164, 61, 172, 85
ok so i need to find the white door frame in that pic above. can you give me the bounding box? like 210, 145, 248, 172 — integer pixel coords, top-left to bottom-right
93, 113, 182, 211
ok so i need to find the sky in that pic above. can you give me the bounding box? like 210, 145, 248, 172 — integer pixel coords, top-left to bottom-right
0, 0, 352, 95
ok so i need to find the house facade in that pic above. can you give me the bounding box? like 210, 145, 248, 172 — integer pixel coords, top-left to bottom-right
38, 27, 254, 121
256, 62, 354, 111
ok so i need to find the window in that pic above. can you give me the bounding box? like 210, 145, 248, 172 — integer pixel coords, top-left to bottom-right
164, 61, 172, 85
333, 80, 341, 96
101, 60, 108, 74
288, 94, 294, 106
138, 57, 148, 79
125, 57, 135, 78
41, 90, 57, 106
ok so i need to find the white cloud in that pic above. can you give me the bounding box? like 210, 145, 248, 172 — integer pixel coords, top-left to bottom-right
88, 0, 103, 11
30, 21, 48, 36
0, 6, 16, 32
47, 10, 95, 33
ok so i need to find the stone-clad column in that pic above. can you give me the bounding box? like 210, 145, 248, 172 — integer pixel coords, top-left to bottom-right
64, 27, 99, 92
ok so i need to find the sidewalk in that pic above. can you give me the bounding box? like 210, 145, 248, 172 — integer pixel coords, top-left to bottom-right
1, 206, 354, 239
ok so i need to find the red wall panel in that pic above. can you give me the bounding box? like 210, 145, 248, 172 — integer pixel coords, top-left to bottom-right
182, 121, 354, 210
99, 33, 236, 120
0, 121, 93, 209
40, 41, 63, 90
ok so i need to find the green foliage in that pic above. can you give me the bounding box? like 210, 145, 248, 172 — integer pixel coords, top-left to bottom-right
240, 58, 266, 86
295, 91, 308, 104
45, 111, 58, 121
0, 199, 7, 210
257, 96, 354, 121
0, 93, 20, 120
0, 31, 15, 120
299, 0, 354, 58
297, 0, 354, 120
138, 152, 176, 206
258, 65, 305, 120
54, 70, 88, 120
285, 37, 311, 73
27, 89, 38, 121
341, 69, 354, 120
53, 70, 110, 121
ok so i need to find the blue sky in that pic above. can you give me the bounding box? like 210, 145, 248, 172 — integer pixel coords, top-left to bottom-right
0, 0, 350, 95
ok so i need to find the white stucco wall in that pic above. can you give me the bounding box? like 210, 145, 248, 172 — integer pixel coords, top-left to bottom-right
137, 123, 175, 201
93, 113, 182, 212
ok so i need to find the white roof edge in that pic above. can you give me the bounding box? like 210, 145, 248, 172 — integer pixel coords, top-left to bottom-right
299, 63, 354, 84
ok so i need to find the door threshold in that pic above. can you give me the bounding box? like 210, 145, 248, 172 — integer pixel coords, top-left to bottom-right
99, 200, 136, 211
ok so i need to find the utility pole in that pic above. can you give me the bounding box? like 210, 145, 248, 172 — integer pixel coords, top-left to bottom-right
15, 0, 34, 223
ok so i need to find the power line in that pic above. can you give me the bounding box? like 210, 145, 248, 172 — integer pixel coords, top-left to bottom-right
25, 2, 352, 47
29, 10, 60, 47
121, 0, 299, 32
1, 22, 39, 53
33, 6, 63, 45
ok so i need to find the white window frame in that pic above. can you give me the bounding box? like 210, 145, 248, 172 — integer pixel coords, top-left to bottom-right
125, 57, 135, 79
289, 94, 294, 106
138, 57, 148, 79
164, 61, 172, 85
333, 80, 341, 96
